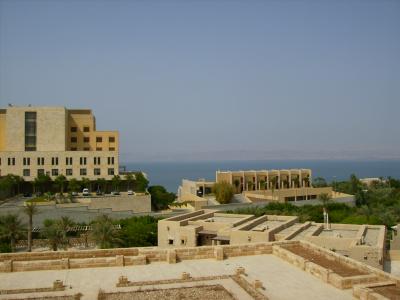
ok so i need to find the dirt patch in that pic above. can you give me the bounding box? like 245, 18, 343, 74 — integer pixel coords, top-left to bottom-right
99, 285, 236, 300
284, 244, 368, 277
372, 285, 400, 299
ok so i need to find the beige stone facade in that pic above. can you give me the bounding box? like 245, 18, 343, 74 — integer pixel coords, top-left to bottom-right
158, 210, 386, 269
0, 106, 119, 180
178, 169, 336, 206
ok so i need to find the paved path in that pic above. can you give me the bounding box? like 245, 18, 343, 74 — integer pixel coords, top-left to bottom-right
0, 254, 353, 300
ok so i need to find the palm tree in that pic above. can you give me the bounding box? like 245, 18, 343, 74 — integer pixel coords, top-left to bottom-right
22, 203, 38, 252
54, 175, 67, 195
318, 193, 331, 208
124, 173, 135, 190
41, 219, 68, 251
0, 214, 25, 252
58, 216, 74, 247
91, 215, 121, 249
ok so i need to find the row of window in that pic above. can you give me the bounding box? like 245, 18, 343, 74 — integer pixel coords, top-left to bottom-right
69, 147, 115, 151
1, 157, 115, 166
22, 168, 115, 177
71, 126, 90, 133
70, 136, 115, 143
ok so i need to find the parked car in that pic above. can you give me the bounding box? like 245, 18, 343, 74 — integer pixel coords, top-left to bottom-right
71, 191, 78, 197
96, 190, 103, 196
82, 188, 90, 196
127, 190, 135, 196
23, 192, 32, 198
111, 191, 120, 195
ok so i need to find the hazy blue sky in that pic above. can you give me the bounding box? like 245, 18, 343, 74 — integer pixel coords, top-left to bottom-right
1, 0, 399, 162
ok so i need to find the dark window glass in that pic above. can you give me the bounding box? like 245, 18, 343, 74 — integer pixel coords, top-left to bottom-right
96, 137, 102, 143
51, 169, 59, 176
66, 169, 73, 176
96, 147, 102, 151
109, 137, 115, 143
80, 168, 87, 176
25, 112, 37, 151
83, 126, 90, 132
71, 127, 77, 132
109, 147, 115, 151
71, 137, 77, 143
37, 169, 44, 176
83, 137, 90, 143
108, 168, 114, 175
23, 169, 30, 177
94, 168, 101, 175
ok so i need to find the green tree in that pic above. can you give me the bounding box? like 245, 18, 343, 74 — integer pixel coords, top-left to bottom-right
247, 181, 253, 191
318, 193, 331, 208
34, 174, 52, 193
68, 178, 80, 193
0, 214, 25, 252
81, 177, 91, 191
259, 180, 266, 190
54, 175, 67, 194
134, 172, 149, 192
124, 173, 135, 190
22, 203, 38, 252
95, 178, 107, 193
91, 215, 121, 249
11, 175, 24, 195
212, 182, 234, 204
350, 174, 361, 194
313, 177, 328, 188
148, 185, 176, 210
118, 216, 158, 247
0, 175, 15, 198
111, 175, 121, 192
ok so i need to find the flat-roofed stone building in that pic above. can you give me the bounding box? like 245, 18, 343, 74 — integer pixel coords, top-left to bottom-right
0, 106, 119, 180
158, 210, 386, 269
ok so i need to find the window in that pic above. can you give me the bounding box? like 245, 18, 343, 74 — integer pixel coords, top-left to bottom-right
51, 169, 59, 176
80, 168, 87, 176
23, 157, 31, 166
25, 111, 37, 151
109, 147, 115, 151
70, 137, 77, 143
8, 158, 15, 166
109, 137, 115, 143
96, 147, 102, 151
51, 157, 59, 165
80, 157, 87, 165
65, 157, 73, 165
108, 168, 114, 175
23, 169, 30, 177
83, 126, 90, 132
66, 169, 73, 176
37, 169, 45, 176
71, 127, 77, 132
107, 157, 115, 165
168, 239, 174, 245
37, 157, 45, 165
83, 137, 90, 143
71, 147, 77, 151
94, 168, 101, 175
83, 147, 90, 151
96, 137, 102, 143
94, 157, 101, 165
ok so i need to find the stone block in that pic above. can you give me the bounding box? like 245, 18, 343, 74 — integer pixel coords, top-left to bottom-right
131, 255, 147, 265
167, 249, 177, 264
181, 272, 191, 280
61, 258, 69, 269
253, 279, 263, 289
214, 247, 224, 261
3, 260, 12, 272
115, 255, 124, 267
53, 280, 64, 290
236, 267, 246, 276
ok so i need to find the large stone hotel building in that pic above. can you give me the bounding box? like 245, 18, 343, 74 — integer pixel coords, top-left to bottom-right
0, 106, 119, 180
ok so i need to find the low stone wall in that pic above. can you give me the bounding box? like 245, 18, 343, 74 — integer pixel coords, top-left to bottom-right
273, 243, 379, 289
353, 281, 397, 300
0, 280, 65, 295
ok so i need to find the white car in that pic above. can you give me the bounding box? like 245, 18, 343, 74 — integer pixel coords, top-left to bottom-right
127, 190, 135, 195
82, 188, 90, 196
